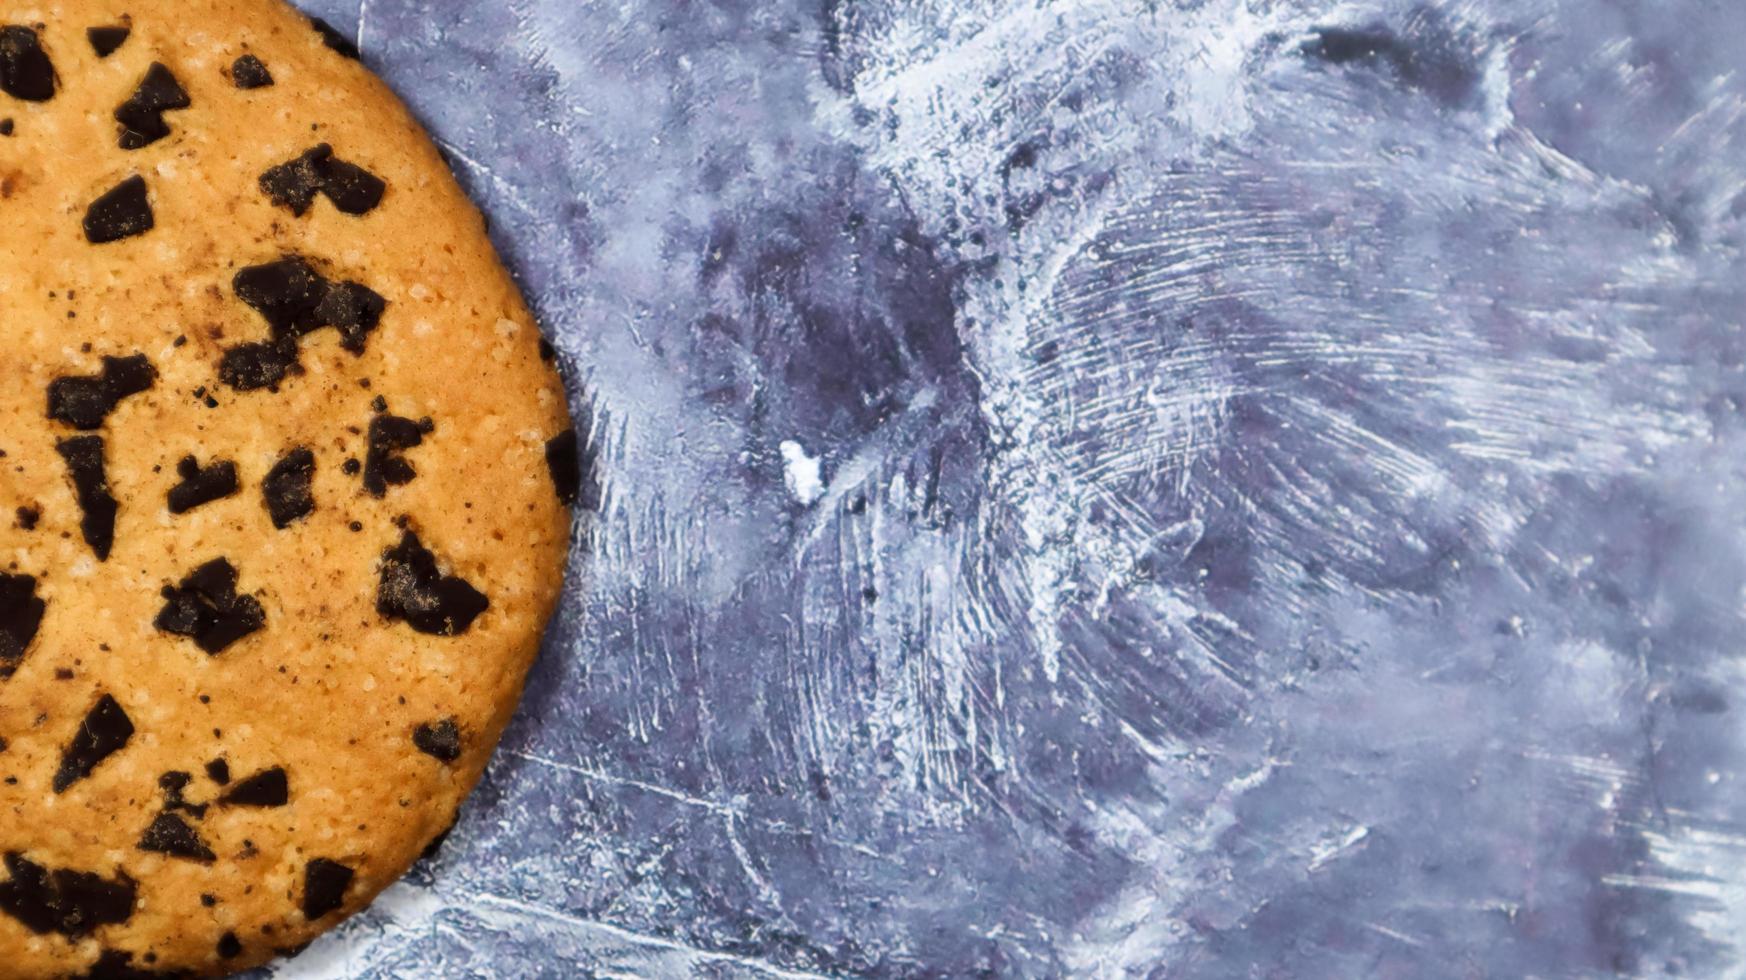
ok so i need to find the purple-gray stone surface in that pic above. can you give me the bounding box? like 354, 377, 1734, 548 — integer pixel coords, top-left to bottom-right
277, 0, 1746, 976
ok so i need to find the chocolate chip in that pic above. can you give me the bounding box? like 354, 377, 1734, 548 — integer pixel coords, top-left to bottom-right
56, 436, 118, 560
14, 507, 37, 530
0, 853, 135, 937
199, 893, 217, 907
362, 414, 426, 497
412, 719, 461, 762
0, 26, 56, 102
0, 573, 44, 680
258, 147, 327, 216
321, 156, 386, 214
217, 932, 242, 959
217, 337, 298, 392
314, 280, 385, 353
221, 257, 384, 389
167, 456, 239, 514
87, 26, 129, 58
115, 63, 190, 150
74, 948, 183, 978
48, 354, 156, 430
53, 694, 134, 793
308, 17, 361, 60
0, 118, 11, 136
154, 559, 265, 654
544, 428, 594, 509
233, 256, 325, 335
204, 758, 230, 785
218, 767, 287, 807
137, 812, 213, 863
260, 144, 385, 217
263, 447, 315, 528
83, 175, 155, 244
377, 532, 488, 636
301, 858, 353, 920
158, 771, 207, 818
230, 54, 272, 89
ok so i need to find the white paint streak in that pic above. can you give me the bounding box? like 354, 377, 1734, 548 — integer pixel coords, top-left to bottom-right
780, 439, 826, 506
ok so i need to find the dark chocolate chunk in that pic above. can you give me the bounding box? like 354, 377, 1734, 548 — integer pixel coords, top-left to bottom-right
313, 280, 384, 352
233, 256, 326, 335
0, 117, 11, 136
308, 17, 361, 60
221, 257, 384, 389
154, 559, 265, 654
131, 64, 189, 109
412, 719, 462, 762
158, 771, 207, 818
218, 767, 287, 807
362, 414, 426, 497
544, 428, 594, 509
0, 853, 135, 938
204, 758, 230, 785
83, 175, 154, 244
260, 144, 385, 217
0, 26, 56, 102
217, 337, 298, 391
167, 456, 239, 514
0, 573, 45, 679
56, 437, 118, 560
320, 157, 386, 214
53, 694, 134, 793
137, 812, 213, 862
263, 447, 315, 528
216, 932, 242, 959
75, 948, 188, 979
87, 26, 130, 58
258, 147, 328, 217
48, 354, 157, 430
230, 54, 272, 89
114, 63, 190, 150
14, 506, 38, 530
377, 532, 488, 636
301, 858, 353, 920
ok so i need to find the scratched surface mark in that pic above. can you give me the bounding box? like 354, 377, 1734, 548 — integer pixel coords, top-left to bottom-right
274, 0, 1746, 976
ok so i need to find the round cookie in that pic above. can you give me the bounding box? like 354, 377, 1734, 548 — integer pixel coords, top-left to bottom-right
0, 3, 578, 976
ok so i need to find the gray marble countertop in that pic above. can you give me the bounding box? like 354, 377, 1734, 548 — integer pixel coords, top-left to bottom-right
275, 0, 1746, 976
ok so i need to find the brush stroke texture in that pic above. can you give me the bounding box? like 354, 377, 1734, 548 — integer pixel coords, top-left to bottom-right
275, 0, 1746, 976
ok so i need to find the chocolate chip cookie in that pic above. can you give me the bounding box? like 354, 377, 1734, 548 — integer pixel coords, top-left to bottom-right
0, 3, 581, 974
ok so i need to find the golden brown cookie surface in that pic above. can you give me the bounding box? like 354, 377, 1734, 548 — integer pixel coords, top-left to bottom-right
0, 3, 575, 975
